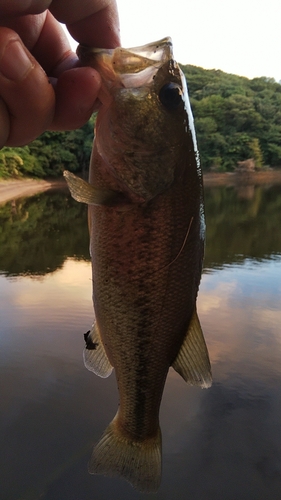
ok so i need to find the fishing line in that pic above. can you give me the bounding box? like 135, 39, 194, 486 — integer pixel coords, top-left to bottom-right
152, 216, 194, 275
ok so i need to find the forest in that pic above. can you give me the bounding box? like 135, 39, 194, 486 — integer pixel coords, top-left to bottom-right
0, 64, 281, 178
182, 65, 281, 171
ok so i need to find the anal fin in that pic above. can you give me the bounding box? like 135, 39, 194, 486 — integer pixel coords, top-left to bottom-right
83, 322, 113, 378
172, 308, 212, 388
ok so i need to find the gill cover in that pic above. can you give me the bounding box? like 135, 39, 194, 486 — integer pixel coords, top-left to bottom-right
76, 38, 199, 202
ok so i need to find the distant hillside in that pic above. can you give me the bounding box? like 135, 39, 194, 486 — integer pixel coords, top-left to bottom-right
182, 64, 281, 171
1, 65, 281, 178
0, 116, 95, 180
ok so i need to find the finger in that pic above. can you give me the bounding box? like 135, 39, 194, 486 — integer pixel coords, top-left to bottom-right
0, 12, 47, 51
0, 11, 73, 73
50, 0, 120, 48
67, 5, 120, 48
0, 28, 55, 147
29, 12, 102, 130
50, 66, 101, 130
0, 97, 10, 146
0, 1, 51, 17
0, 0, 120, 50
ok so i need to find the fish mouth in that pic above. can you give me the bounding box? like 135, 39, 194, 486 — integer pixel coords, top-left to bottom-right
77, 37, 174, 88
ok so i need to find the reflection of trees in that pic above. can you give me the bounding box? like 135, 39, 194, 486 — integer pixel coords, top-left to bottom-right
204, 184, 281, 269
235, 184, 255, 200
1, 184, 280, 277
0, 191, 90, 276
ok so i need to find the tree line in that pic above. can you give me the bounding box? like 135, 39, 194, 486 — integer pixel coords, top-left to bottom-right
0, 115, 95, 179
0, 65, 281, 178
182, 65, 281, 171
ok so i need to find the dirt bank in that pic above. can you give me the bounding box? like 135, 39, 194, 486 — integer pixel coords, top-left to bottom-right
0, 178, 67, 204
203, 170, 281, 187
1, 171, 281, 204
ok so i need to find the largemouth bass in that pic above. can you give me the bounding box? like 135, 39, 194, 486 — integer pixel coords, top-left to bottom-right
64, 37, 212, 493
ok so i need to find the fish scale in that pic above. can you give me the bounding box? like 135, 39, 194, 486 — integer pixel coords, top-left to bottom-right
64, 37, 211, 493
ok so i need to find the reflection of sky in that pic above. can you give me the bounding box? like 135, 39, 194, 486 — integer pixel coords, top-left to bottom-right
199, 259, 281, 376
203, 257, 281, 301
160, 257, 281, 500
1, 257, 281, 499
201, 258, 281, 319
0, 258, 93, 332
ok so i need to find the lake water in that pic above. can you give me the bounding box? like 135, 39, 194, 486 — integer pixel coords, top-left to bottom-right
1, 180, 281, 500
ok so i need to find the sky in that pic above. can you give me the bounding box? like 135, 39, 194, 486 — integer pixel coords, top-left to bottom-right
65, 0, 281, 82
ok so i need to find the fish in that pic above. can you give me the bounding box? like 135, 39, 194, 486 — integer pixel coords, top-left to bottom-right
63, 37, 212, 493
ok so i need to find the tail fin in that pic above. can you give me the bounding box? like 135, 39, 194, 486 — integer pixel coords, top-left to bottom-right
89, 414, 162, 493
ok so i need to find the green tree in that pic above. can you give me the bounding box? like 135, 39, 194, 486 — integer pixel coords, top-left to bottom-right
183, 64, 281, 170
248, 138, 263, 168
1, 64, 281, 177
0, 115, 96, 179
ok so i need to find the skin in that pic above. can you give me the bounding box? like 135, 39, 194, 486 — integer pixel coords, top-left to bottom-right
0, 0, 120, 147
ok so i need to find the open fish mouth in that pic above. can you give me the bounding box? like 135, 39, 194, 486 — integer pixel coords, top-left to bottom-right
77, 38, 190, 202
77, 37, 174, 88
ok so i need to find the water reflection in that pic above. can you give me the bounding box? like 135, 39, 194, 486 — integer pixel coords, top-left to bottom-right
204, 184, 281, 268
1, 183, 281, 499
0, 190, 90, 276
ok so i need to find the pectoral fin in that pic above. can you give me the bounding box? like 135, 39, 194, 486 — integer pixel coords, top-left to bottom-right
63, 170, 121, 206
172, 308, 212, 388
83, 323, 113, 378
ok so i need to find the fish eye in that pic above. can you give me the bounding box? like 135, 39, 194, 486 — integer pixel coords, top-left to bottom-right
159, 83, 183, 109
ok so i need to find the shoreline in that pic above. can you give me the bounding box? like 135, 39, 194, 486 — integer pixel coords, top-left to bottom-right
0, 171, 281, 204
203, 170, 281, 187
0, 178, 67, 204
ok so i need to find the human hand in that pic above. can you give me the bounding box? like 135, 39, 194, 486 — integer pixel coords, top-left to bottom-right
0, 0, 120, 147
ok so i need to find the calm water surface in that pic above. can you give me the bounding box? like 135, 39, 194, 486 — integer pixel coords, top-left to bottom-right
1, 182, 281, 500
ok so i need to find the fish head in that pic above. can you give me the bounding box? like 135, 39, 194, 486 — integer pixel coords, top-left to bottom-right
78, 38, 198, 202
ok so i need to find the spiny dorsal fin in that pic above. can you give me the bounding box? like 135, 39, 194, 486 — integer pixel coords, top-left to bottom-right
172, 308, 212, 388
63, 170, 120, 206
83, 322, 113, 378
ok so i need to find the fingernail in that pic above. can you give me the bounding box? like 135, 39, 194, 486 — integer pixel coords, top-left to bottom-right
0, 40, 34, 82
